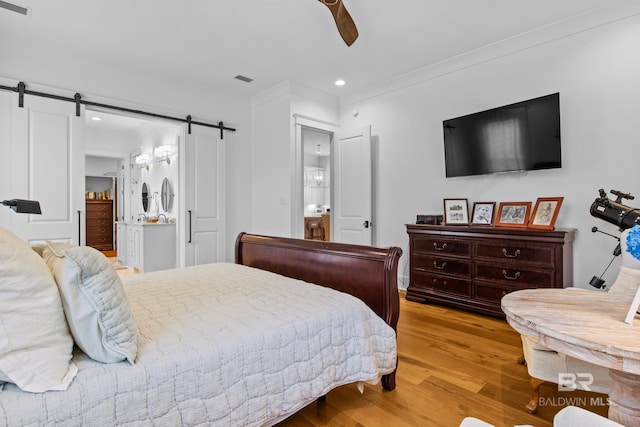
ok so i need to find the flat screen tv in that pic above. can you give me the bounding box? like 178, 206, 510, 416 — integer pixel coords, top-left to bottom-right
443, 93, 561, 178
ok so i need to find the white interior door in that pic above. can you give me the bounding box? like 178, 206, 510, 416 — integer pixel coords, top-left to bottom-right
332, 126, 372, 245
184, 125, 226, 265
9, 94, 85, 244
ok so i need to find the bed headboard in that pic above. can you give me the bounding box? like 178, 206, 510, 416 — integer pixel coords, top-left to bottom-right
235, 232, 403, 332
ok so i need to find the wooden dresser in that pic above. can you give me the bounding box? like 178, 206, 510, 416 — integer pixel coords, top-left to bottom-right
405, 224, 575, 317
86, 200, 113, 251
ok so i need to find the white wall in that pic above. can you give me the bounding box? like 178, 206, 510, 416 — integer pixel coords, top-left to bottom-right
251, 84, 293, 236
86, 125, 140, 157
337, 14, 640, 289
85, 156, 119, 177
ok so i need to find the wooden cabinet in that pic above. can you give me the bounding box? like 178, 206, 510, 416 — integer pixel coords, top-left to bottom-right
125, 223, 176, 272
406, 224, 575, 317
116, 222, 127, 266
86, 200, 113, 251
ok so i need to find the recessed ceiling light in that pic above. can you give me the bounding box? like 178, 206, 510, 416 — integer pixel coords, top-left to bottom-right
91, 116, 102, 121
335, 79, 346, 86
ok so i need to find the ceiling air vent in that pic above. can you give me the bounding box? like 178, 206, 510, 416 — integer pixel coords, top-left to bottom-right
234, 75, 253, 83
0, 1, 29, 15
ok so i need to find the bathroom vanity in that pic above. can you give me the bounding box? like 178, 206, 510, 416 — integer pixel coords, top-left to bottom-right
116, 222, 176, 272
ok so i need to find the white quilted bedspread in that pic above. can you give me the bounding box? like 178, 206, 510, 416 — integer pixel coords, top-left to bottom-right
0, 263, 397, 426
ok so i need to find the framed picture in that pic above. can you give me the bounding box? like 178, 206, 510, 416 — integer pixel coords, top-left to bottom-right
443, 198, 469, 225
529, 197, 564, 230
471, 202, 496, 226
495, 202, 532, 228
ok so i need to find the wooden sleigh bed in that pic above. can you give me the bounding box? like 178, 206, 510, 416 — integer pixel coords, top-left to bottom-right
0, 230, 402, 426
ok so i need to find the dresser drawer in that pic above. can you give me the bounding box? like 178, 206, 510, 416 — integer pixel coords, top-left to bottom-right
86, 201, 111, 212
412, 236, 470, 256
87, 225, 111, 237
474, 281, 528, 305
413, 271, 471, 297
86, 234, 111, 245
475, 242, 555, 267
86, 211, 111, 220
87, 217, 112, 227
475, 262, 554, 287
412, 253, 471, 277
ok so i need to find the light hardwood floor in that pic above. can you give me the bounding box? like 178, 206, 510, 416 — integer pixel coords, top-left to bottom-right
110, 258, 608, 427
278, 294, 609, 427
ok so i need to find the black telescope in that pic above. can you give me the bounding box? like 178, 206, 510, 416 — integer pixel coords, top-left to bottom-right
590, 189, 640, 231
589, 189, 639, 289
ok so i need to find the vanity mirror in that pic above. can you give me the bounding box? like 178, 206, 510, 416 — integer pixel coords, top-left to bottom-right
161, 177, 174, 213
142, 182, 150, 212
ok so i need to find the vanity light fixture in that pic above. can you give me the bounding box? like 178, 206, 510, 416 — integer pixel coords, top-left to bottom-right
136, 152, 151, 171
154, 145, 173, 164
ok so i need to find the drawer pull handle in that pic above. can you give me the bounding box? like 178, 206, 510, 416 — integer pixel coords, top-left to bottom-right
433, 242, 447, 251
432, 279, 447, 286
502, 270, 521, 280
502, 248, 521, 258
433, 261, 447, 270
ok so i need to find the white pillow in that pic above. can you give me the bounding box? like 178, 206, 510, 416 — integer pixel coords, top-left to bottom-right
43, 241, 138, 364
0, 227, 77, 392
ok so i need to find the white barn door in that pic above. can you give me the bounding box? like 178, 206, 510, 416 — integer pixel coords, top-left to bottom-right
332, 126, 372, 245
9, 94, 85, 244
184, 125, 226, 265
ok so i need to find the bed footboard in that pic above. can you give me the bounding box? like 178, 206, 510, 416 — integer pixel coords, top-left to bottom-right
234, 232, 402, 390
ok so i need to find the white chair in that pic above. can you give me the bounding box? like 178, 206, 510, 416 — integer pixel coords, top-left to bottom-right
519, 334, 612, 413
518, 227, 640, 413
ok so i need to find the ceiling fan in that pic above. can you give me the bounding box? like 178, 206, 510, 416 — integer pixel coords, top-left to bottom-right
318, 0, 359, 46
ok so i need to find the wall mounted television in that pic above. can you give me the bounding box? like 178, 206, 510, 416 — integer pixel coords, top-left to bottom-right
443, 93, 561, 178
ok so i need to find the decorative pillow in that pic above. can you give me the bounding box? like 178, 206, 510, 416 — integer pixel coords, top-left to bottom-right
0, 227, 77, 392
608, 266, 640, 296
621, 226, 640, 270
43, 241, 138, 364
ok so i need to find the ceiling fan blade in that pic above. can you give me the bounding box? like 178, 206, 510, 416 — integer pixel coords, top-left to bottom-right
319, 0, 359, 47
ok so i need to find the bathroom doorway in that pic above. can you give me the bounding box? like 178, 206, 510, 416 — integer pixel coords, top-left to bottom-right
84, 110, 181, 261
302, 127, 332, 241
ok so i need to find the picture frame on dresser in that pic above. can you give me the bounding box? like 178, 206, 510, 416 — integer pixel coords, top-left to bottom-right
495, 202, 532, 228
443, 198, 469, 225
528, 197, 564, 230
471, 202, 496, 226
